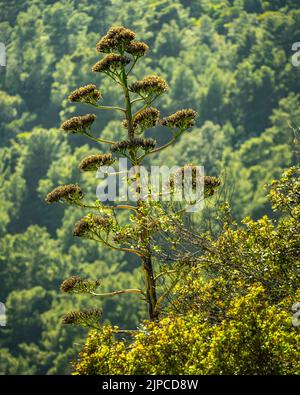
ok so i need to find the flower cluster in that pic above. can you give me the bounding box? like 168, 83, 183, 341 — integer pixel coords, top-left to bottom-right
171, 165, 198, 190
126, 41, 149, 57
203, 175, 221, 196
62, 309, 102, 328
170, 165, 221, 194
60, 276, 101, 294
112, 232, 129, 244
79, 153, 114, 171
161, 109, 197, 129
92, 54, 130, 73
110, 138, 156, 153
96, 26, 136, 53
68, 84, 101, 104
61, 114, 96, 134
132, 107, 160, 130
129, 75, 168, 96
73, 215, 113, 237
46, 184, 83, 204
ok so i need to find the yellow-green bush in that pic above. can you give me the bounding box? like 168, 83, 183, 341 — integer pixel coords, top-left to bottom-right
74, 285, 300, 374
73, 168, 300, 375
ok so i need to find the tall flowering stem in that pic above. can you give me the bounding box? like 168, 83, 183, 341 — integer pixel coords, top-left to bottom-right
46, 26, 216, 327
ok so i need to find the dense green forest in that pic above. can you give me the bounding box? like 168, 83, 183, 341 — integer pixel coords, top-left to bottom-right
0, 0, 300, 374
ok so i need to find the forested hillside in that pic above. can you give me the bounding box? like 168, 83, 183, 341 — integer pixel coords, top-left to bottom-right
0, 0, 300, 374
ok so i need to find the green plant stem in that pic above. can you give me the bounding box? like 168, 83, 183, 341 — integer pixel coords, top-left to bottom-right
154, 269, 177, 281
130, 97, 145, 105
89, 103, 126, 112
120, 62, 134, 140
90, 235, 143, 257
119, 58, 158, 321
138, 130, 183, 161
132, 94, 159, 118
83, 132, 116, 145
76, 201, 138, 212
126, 56, 138, 75
91, 288, 145, 297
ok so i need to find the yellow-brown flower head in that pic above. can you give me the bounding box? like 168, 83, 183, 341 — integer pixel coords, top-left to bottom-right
92, 54, 130, 73
73, 215, 113, 237
112, 232, 128, 244
46, 184, 83, 204
79, 153, 114, 172
60, 276, 101, 294
203, 175, 221, 196
110, 138, 156, 154
96, 26, 136, 53
62, 309, 102, 327
126, 41, 149, 57
61, 114, 96, 134
132, 107, 160, 130
68, 85, 101, 104
72, 219, 90, 237
171, 165, 199, 190
161, 109, 197, 129
129, 75, 168, 96
171, 165, 220, 194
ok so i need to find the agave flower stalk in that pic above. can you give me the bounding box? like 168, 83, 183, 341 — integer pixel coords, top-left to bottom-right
46, 25, 219, 326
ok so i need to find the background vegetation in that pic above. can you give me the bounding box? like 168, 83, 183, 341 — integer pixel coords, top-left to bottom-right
0, 0, 299, 374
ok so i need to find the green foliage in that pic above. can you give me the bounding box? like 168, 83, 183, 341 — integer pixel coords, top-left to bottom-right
1, 0, 300, 374
0, 226, 71, 300
74, 168, 300, 375
75, 287, 300, 375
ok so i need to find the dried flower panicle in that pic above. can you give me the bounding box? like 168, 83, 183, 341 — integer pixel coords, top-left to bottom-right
112, 232, 129, 244
161, 109, 198, 129
110, 138, 156, 153
106, 26, 135, 42
126, 41, 149, 57
62, 309, 102, 328
61, 114, 96, 134
170, 165, 221, 194
79, 153, 114, 171
132, 107, 160, 130
203, 175, 221, 196
92, 54, 130, 73
46, 184, 83, 204
92, 215, 113, 229
73, 215, 113, 237
73, 219, 90, 237
60, 276, 101, 294
96, 26, 136, 53
129, 75, 168, 96
68, 85, 101, 104
171, 165, 201, 190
